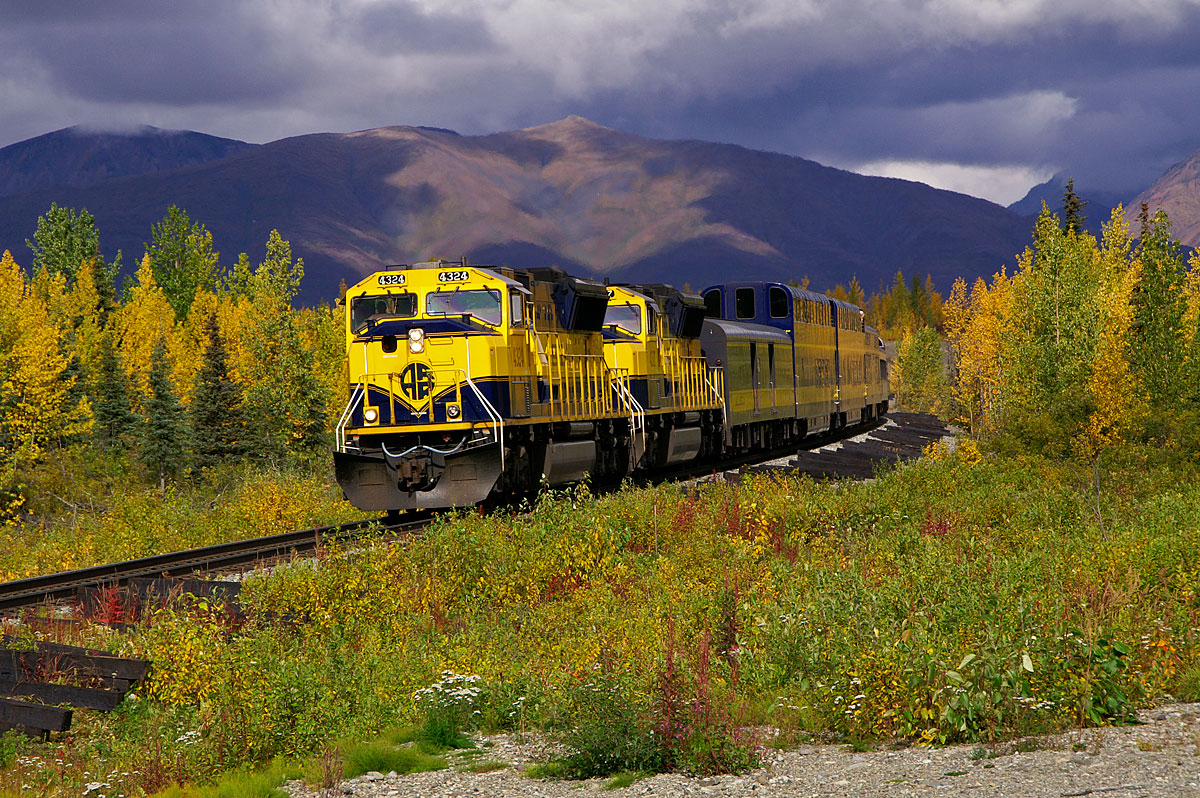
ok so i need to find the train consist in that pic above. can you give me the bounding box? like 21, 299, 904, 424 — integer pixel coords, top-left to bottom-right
333, 260, 889, 511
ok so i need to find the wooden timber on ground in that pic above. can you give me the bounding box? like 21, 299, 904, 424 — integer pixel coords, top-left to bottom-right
0, 640, 149, 737
0, 697, 72, 738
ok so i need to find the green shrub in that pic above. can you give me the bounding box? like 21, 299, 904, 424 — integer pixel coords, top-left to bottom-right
339, 742, 446, 779
556, 677, 664, 778
1178, 664, 1200, 703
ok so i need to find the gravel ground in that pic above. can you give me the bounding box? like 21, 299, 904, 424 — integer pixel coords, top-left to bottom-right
282, 703, 1200, 798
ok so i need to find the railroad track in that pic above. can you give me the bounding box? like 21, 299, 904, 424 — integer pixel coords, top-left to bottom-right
741, 411, 952, 481
0, 514, 431, 612
1, 414, 949, 613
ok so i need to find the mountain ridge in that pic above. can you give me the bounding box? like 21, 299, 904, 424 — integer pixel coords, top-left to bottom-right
0, 125, 256, 198
0, 117, 1037, 304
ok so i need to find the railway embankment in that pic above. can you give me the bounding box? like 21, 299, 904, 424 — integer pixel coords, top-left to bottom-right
282, 703, 1200, 797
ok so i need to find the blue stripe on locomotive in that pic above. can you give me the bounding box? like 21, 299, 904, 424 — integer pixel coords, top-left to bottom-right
350, 376, 644, 427
356, 318, 502, 339
350, 378, 512, 426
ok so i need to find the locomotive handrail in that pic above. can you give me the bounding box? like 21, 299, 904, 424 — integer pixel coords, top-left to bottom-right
678, 353, 723, 410
542, 339, 612, 420
706, 366, 727, 427
610, 369, 646, 467
336, 383, 366, 452
462, 352, 504, 472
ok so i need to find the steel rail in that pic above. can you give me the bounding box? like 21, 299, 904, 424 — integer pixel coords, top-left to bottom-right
1, 416, 940, 613
0, 514, 431, 611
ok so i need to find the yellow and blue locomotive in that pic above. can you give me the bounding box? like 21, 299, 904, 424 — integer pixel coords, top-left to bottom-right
333, 261, 889, 512
333, 261, 724, 510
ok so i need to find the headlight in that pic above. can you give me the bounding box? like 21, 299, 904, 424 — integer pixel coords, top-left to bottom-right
408, 327, 425, 354
446, 404, 461, 419
363, 407, 379, 424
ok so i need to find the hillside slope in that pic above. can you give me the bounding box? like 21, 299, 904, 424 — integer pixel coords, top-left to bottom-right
0, 117, 1033, 304
0, 126, 255, 197
1131, 149, 1200, 245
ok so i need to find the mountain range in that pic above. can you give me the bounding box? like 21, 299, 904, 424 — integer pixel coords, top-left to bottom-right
0, 118, 1195, 305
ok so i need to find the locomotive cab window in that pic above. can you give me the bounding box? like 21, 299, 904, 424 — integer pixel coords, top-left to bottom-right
769, 286, 789, 318
604, 303, 642, 335
427, 288, 502, 326
735, 287, 756, 319
351, 292, 416, 333
703, 289, 722, 318
509, 291, 526, 327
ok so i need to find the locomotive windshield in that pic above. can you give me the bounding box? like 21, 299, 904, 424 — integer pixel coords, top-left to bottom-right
351, 292, 416, 333
427, 288, 503, 326
604, 303, 641, 334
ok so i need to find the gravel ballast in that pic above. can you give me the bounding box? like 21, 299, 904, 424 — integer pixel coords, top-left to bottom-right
283, 703, 1200, 798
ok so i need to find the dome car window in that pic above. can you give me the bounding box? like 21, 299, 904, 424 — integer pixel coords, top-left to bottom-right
769, 286, 789, 318
735, 287, 756, 319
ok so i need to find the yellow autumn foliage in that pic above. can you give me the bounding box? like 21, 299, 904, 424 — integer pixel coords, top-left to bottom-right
1080, 209, 1142, 458
943, 268, 1012, 437
110, 254, 179, 412
0, 250, 93, 469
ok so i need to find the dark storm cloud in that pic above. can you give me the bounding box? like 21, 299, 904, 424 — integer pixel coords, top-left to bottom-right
1, 0, 195, 24
343, 3, 495, 54
2, 0, 295, 104
2, 0, 1200, 202
565, 2, 1200, 197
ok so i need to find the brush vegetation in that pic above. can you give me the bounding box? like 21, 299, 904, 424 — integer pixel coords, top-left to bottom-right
4, 444, 1199, 795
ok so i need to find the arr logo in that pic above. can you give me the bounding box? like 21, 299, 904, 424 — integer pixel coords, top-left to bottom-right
399, 363, 434, 402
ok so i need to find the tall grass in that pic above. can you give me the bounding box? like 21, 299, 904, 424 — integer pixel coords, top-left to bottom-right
5, 444, 1198, 794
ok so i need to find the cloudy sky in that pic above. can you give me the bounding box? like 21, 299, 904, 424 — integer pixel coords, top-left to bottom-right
3, 0, 1199, 205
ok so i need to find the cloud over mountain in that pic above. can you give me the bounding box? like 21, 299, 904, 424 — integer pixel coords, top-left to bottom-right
2, 1, 1199, 204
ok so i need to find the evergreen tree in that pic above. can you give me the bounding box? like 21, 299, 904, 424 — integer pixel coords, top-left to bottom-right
1062, 178, 1087, 235
92, 332, 137, 446
140, 338, 189, 491
190, 316, 248, 468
